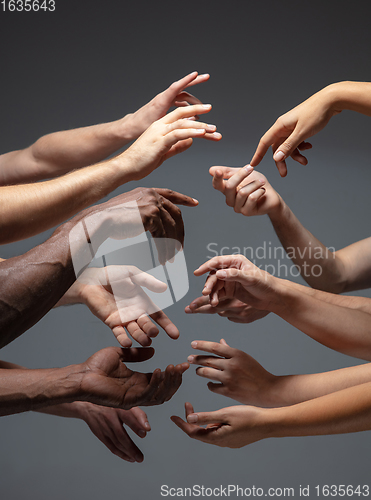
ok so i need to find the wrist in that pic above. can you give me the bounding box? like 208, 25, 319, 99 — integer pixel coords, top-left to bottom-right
114, 113, 138, 144
268, 194, 287, 224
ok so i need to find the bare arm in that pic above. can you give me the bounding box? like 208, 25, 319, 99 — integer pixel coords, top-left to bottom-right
0, 104, 217, 244
187, 340, 371, 407
172, 381, 371, 448
209, 166, 371, 293
196, 255, 371, 360
0, 347, 188, 417
250, 81, 371, 176
0, 72, 216, 184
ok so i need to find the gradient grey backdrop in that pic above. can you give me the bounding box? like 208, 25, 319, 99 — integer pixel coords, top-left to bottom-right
1, 1, 371, 499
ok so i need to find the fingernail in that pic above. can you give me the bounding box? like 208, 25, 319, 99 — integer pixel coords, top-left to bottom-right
192, 198, 199, 203
191, 341, 198, 348
259, 179, 265, 184
244, 165, 253, 172
216, 270, 227, 278
185, 306, 192, 313
138, 430, 146, 438
274, 151, 285, 161
135, 454, 142, 462
212, 132, 222, 139
145, 422, 151, 430
207, 124, 216, 129
202, 104, 212, 108
197, 129, 206, 134
187, 414, 198, 423
187, 355, 195, 363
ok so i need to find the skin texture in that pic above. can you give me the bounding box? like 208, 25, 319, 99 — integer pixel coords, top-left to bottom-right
0, 71, 218, 184
0, 359, 151, 462
172, 381, 371, 448
190, 255, 371, 360
249, 81, 371, 176
0, 187, 196, 348
0, 346, 189, 417
0, 101, 220, 244
187, 339, 371, 407
58, 265, 180, 348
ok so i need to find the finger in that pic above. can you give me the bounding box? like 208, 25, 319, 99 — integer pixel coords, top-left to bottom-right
250, 127, 279, 167
273, 130, 305, 165
99, 433, 134, 462
194, 255, 249, 276
173, 91, 202, 106
298, 141, 312, 151
118, 408, 150, 437
124, 321, 153, 347
215, 267, 260, 288
157, 205, 177, 263
161, 197, 184, 251
224, 166, 254, 207
109, 417, 144, 462
185, 401, 195, 417
153, 188, 199, 208
167, 118, 217, 134
148, 214, 167, 266
234, 179, 265, 212
163, 104, 212, 123
201, 273, 219, 296
119, 346, 155, 363
190, 340, 234, 358
207, 381, 225, 394
136, 314, 160, 338
220, 338, 229, 346
161, 138, 194, 163
196, 366, 225, 382
113, 326, 133, 347
128, 407, 151, 433
163, 128, 207, 148
187, 354, 225, 370
150, 309, 180, 340
184, 73, 210, 88
240, 188, 266, 215
212, 169, 225, 192
290, 147, 308, 165
209, 166, 238, 179
186, 408, 227, 425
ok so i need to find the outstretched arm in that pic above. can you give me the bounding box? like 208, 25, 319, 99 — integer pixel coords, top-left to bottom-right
0, 347, 189, 417
194, 255, 371, 360
0, 360, 150, 462
187, 339, 371, 407
172, 380, 371, 448
0, 186, 196, 348
250, 81, 371, 176
209, 165, 371, 293
0, 103, 218, 244
0, 71, 217, 185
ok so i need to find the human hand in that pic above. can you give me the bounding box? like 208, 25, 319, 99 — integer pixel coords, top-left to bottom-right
209, 166, 282, 216
185, 295, 270, 323
78, 403, 151, 462
194, 255, 281, 312
80, 187, 198, 265
250, 87, 340, 176
67, 265, 180, 347
171, 402, 268, 448
80, 346, 189, 410
121, 104, 221, 181
187, 339, 276, 406
129, 71, 220, 141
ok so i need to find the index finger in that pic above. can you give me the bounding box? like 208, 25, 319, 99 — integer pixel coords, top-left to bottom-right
250, 124, 282, 167
190, 340, 234, 358
153, 188, 199, 207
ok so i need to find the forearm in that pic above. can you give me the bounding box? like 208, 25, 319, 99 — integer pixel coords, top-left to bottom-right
0, 116, 136, 185
268, 363, 371, 407
326, 81, 371, 116
0, 156, 133, 244
267, 381, 371, 438
269, 199, 346, 292
0, 364, 83, 416
0, 222, 76, 347
271, 281, 371, 360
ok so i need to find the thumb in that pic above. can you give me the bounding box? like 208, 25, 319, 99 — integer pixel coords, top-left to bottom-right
187, 409, 228, 425
119, 347, 155, 363
220, 338, 229, 346
215, 268, 261, 288
273, 132, 303, 163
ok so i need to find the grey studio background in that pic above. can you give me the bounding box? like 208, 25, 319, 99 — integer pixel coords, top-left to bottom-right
1, 1, 371, 499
